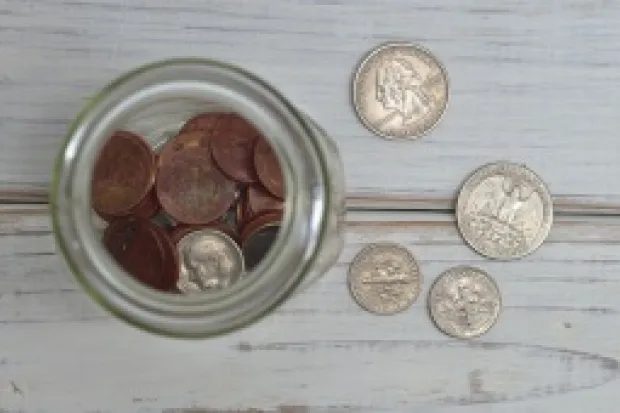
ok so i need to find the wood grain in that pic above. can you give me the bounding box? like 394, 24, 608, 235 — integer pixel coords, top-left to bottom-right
1, 205, 619, 412
2, 0, 620, 210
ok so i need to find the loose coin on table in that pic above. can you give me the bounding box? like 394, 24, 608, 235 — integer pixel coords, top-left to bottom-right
103, 217, 178, 292
456, 161, 553, 260
347, 243, 421, 315
156, 147, 237, 224
176, 229, 245, 293
92, 130, 156, 219
353, 42, 449, 140
428, 266, 501, 339
254, 138, 284, 200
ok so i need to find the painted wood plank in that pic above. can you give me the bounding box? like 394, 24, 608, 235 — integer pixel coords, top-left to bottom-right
1, 0, 620, 210
0, 206, 618, 412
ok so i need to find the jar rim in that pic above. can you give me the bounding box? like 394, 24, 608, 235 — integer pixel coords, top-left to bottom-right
50, 58, 331, 338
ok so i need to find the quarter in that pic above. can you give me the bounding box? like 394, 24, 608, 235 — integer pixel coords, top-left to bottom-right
353, 42, 449, 139
456, 161, 553, 260
428, 266, 501, 339
347, 243, 421, 315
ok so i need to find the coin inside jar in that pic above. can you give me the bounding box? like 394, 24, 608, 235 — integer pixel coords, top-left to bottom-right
240, 212, 282, 270
169, 221, 236, 245
176, 229, 245, 293
210, 114, 260, 183
179, 112, 226, 134
103, 217, 178, 291
157, 130, 212, 167
156, 148, 236, 224
92, 130, 156, 218
254, 138, 284, 200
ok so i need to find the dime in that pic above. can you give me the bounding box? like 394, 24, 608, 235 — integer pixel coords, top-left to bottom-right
179, 112, 226, 135
103, 217, 178, 291
241, 222, 280, 271
254, 138, 284, 200
352, 42, 449, 139
92, 130, 156, 218
210, 114, 260, 183
347, 243, 421, 315
456, 162, 553, 260
176, 229, 245, 293
428, 266, 501, 339
156, 148, 237, 224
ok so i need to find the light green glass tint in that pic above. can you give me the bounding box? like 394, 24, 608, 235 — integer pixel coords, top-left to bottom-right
50, 59, 345, 338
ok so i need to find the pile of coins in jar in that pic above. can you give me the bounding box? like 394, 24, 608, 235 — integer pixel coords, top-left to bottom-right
91, 113, 285, 293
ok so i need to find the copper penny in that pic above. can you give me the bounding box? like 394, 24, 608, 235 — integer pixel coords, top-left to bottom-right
241, 222, 281, 271
130, 187, 160, 219
169, 222, 237, 245
149, 221, 180, 291
179, 112, 226, 134
247, 184, 284, 217
103, 217, 178, 291
157, 130, 211, 168
156, 148, 236, 224
92, 130, 156, 217
240, 211, 283, 244
254, 138, 284, 199
210, 114, 260, 183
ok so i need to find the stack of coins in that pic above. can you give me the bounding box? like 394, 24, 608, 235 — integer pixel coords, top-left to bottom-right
91, 113, 285, 293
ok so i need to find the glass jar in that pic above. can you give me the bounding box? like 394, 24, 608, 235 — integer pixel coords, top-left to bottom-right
50, 58, 346, 338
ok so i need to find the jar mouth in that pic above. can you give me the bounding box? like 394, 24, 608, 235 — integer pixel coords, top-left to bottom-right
50, 58, 330, 338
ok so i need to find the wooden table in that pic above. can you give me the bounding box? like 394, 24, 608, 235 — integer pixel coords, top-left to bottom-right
1, 1, 619, 411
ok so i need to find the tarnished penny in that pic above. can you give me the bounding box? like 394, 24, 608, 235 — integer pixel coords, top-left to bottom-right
241, 223, 280, 271
247, 184, 283, 216
92, 130, 156, 217
103, 217, 178, 291
456, 162, 553, 260
169, 222, 236, 245
347, 243, 421, 315
176, 229, 245, 293
130, 187, 160, 219
240, 211, 283, 243
428, 266, 501, 339
254, 138, 284, 199
353, 42, 449, 139
210, 114, 260, 183
156, 148, 236, 224
179, 112, 226, 134
157, 130, 211, 167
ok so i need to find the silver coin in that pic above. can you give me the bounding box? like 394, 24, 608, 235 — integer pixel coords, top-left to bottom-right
428, 266, 501, 339
456, 162, 553, 260
352, 42, 449, 139
347, 243, 422, 315
176, 229, 244, 294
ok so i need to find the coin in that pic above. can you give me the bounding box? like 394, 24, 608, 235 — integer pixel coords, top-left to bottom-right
210, 114, 260, 183
241, 222, 280, 271
92, 130, 156, 218
428, 266, 501, 339
179, 112, 226, 135
239, 211, 282, 242
352, 42, 449, 139
237, 185, 283, 229
156, 148, 236, 224
456, 162, 553, 260
130, 187, 160, 219
157, 130, 211, 167
169, 221, 236, 245
254, 138, 284, 199
103, 217, 178, 291
347, 243, 421, 315
176, 229, 245, 293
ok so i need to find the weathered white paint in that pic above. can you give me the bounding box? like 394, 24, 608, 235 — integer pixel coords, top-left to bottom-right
0, 206, 618, 412
1, 0, 620, 209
